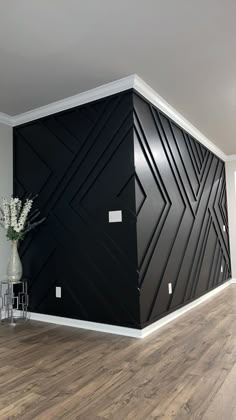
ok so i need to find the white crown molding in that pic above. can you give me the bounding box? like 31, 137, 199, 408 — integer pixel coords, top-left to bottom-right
225, 154, 236, 162
0, 74, 232, 161
13, 279, 234, 338
10, 75, 136, 127
133, 75, 227, 162
0, 112, 13, 127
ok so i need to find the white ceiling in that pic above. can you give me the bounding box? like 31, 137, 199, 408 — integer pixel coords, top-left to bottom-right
0, 0, 236, 154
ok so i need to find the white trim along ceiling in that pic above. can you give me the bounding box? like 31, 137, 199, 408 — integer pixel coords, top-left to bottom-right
0, 74, 235, 162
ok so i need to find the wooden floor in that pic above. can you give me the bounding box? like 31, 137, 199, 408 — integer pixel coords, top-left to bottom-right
1, 285, 236, 419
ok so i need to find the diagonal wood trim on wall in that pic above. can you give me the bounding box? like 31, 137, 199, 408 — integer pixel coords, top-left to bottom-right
13, 89, 231, 330
133, 93, 231, 327
14, 91, 140, 328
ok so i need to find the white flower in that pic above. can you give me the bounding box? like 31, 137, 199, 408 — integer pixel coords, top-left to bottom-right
1, 197, 33, 234
2, 199, 10, 229
17, 199, 33, 232
10, 198, 19, 231
16, 199, 22, 217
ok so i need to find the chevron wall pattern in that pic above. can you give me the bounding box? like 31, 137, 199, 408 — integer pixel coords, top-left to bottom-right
13, 90, 231, 329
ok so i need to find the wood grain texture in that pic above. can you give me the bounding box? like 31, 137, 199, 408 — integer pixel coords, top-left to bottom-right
0, 284, 236, 419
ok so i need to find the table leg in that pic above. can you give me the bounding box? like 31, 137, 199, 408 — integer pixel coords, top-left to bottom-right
10, 283, 15, 327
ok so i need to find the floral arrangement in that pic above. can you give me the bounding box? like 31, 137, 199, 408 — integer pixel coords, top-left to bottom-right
0, 196, 45, 241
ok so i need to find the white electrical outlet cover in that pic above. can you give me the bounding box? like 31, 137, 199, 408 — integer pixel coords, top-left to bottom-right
109, 210, 122, 223
56, 287, 61, 298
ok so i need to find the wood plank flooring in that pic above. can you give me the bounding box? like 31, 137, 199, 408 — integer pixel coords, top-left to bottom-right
1, 284, 236, 419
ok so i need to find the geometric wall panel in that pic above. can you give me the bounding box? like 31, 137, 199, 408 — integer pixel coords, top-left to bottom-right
13, 89, 231, 330
133, 93, 231, 327
14, 91, 140, 329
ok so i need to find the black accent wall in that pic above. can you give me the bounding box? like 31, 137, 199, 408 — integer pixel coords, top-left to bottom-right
14, 91, 140, 328
14, 90, 231, 330
133, 93, 231, 327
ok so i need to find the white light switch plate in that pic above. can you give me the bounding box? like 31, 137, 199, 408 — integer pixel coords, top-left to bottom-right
223, 225, 226, 232
109, 210, 122, 223
168, 283, 172, 294
56, 287, 61, 298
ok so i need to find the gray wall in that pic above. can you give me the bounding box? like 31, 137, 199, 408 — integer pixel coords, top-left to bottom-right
226, 160, 236, 278
0, 123, 13, 276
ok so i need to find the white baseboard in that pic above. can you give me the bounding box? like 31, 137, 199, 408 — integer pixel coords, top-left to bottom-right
141, 279, 235, 338
16, 279, 234, 339
25, 311, 143, 338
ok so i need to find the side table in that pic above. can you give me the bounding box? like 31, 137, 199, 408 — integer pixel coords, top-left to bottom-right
0, 278, 29, 326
